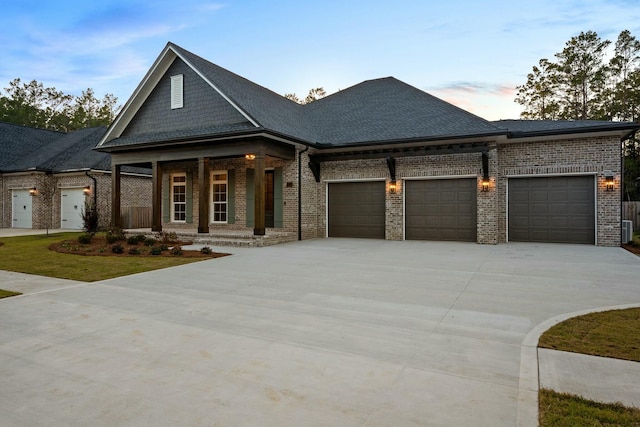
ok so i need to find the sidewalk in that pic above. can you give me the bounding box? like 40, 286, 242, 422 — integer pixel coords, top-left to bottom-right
0, 229, 66, 238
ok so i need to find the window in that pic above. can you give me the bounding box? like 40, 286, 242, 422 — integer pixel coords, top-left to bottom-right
170, 74, 183, 109
171, 174, 186, 222
211, 171, 227, 223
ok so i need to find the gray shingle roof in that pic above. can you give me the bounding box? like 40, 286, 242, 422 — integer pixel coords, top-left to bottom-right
305, 77, 503, 145
493, 119, 639, 136
171, 44, 317, 142
99, 43, 640, 151
173, 45, 504, 146
0, 122, 63, 170
0, 122, 148, 174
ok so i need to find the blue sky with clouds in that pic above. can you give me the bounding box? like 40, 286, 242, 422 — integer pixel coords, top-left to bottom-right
2, 0, 640, 120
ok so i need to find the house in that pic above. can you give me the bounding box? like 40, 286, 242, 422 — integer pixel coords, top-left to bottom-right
0, 122, 151, 230
96, 42, 639, 246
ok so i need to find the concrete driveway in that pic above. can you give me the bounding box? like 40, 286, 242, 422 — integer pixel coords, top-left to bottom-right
1, 239, 639, 426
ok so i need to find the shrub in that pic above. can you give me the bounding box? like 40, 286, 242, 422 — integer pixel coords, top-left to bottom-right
160, 244, 169, 251
149, 246, 162, 255
157, 231, 179, 244
200, 246, 213, 255
127, 235, 141, 245
144, 237, 157, 247
81, 201, 99, 233
111, 244, 124, 254
106, 227, 125, 244
77, 233, 93, 245
128, 247, 141, 255
171, 246, 183, 256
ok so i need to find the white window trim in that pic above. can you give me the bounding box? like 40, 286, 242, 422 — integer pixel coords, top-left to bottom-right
210, 170, 228, 224
170, 74, 184, 109
171, 173, 187, 223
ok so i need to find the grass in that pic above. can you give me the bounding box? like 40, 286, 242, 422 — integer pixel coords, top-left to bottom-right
0, 232, 213, 283
538, 308, 640, 362
539, 309, 640, 425
539, 389, 640, 427
0, 289, 22, 299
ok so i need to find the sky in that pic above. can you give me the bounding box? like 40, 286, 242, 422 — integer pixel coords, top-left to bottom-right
2, 0, 640, 121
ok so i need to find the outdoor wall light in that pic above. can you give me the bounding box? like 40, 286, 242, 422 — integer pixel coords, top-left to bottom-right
481, 178, 490, 192
245, 154, 256, 160
389, 180, 397, 194
605, 172, 615, 191
83, 185, 91, 195
28, 187, 38, 196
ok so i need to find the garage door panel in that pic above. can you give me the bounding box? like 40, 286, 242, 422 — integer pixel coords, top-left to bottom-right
328, 182, 385, 239
405, 179, 477, 242
508, 176, 594, 244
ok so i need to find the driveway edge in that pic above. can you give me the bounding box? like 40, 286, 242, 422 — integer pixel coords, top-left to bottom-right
516, 303, 640, 427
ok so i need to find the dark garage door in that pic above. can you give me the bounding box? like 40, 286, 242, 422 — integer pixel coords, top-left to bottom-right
328, 181, 385, 238
508, 176, 595, 244
405, 179, 477, 241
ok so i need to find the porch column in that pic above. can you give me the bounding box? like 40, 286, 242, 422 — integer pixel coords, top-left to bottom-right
151, 161, 162, 232
111, 164, 121, 228
198, 157, 210, 233
253, 153, 266, 236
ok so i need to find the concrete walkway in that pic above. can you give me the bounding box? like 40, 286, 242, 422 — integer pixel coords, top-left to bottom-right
1, 239, 639, 426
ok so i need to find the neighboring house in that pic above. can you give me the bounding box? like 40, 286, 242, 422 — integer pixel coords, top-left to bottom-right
0, 122, 151, 230
96, 42, 639, 246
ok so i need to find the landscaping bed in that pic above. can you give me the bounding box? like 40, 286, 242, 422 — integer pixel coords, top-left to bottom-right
49, 231, 229, 259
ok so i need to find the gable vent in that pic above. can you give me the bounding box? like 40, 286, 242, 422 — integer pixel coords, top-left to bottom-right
170, 74, 184, 109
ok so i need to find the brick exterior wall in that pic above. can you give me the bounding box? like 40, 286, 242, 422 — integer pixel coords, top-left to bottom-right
0, 171, 151, 231
319, 152, 489, 241
312, 135, 621, 246
497, 135, 621, 246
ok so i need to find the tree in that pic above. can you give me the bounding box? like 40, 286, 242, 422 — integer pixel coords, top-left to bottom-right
515, 59, 561, 119
554, 31, 610, 120
284, 87, 326, 104
0, 78, 119, 131
514, 30, 640, 200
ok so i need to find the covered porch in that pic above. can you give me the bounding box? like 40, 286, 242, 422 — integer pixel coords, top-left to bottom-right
109, 137, 299, 238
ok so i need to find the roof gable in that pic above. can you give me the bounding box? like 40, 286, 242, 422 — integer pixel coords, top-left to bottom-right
120, 56, 251, 143
98, 43, 264, 148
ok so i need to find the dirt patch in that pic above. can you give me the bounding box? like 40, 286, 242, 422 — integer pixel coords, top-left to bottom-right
49, 235, 229, 259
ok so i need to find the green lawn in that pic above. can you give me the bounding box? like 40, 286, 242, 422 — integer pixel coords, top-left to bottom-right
539, 389, 640, 427
0, 232, 213, 283
538, 308, 640, 362
539, 308, 640, 425
0, 289, 22, 299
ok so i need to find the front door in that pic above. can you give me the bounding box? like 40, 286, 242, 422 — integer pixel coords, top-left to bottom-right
265, 170, 274, 228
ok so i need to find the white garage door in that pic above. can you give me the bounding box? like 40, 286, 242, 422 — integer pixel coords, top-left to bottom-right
12, 190, 33, 228
61, 188, 86, 230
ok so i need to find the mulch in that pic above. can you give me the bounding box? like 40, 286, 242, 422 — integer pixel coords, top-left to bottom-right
623, 244, 640, 256
49, 235, 229, 258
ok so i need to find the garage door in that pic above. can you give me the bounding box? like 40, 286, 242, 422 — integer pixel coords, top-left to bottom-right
328, 181, 385, 238
508, 176, 595, 244
61, 188, 86, 230
12, 190, 32, 228
405, 178, 477, 241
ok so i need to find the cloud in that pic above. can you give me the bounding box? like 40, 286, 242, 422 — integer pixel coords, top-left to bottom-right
427, 81, 520, 121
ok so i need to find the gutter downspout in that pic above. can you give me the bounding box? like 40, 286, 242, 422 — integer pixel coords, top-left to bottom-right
298, 146, 309, 241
